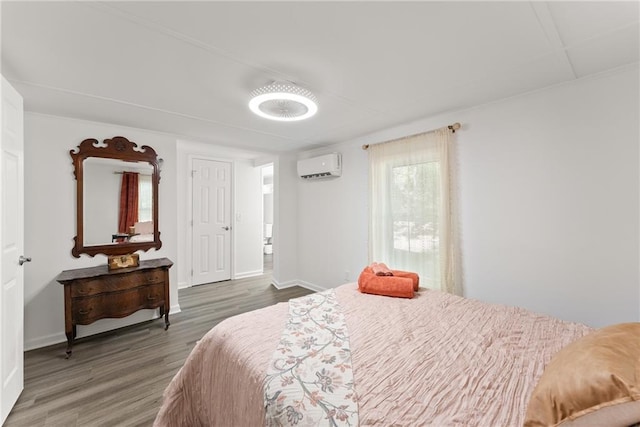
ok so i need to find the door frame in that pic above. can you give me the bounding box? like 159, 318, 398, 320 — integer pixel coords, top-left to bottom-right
186, 155, 235, 287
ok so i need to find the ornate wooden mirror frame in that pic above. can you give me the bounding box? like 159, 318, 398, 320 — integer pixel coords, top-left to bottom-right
70, 136, 162, 257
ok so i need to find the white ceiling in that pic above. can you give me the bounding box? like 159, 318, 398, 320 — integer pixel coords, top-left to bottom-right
2, 1, 638, 153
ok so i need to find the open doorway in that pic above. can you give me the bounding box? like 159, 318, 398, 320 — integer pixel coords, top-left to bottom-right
262, 164, 273, 273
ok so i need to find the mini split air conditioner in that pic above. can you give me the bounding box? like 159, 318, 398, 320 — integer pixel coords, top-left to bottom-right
297, 153, 342, 179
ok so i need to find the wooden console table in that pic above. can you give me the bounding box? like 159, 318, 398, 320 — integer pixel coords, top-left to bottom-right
56, 257, 173, 357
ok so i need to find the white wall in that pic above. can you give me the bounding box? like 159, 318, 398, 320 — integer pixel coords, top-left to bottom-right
263, 193, 273, 225
83, 161, 120, 245
24, 113, 179, 350
272, 153, 300, 287
233, 160, 263, 278
175, 140, 268, 287
296, 146, 368, 289
290, 65, 639, 328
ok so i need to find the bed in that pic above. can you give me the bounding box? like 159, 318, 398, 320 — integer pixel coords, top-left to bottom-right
127, 220, 154, 242
153, 283, 638, 426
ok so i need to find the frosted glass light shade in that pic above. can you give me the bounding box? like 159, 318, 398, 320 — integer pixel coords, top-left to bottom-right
249, 82, 318, 121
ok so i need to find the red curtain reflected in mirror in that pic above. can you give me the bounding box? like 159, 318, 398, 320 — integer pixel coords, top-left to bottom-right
118, 172, 139, 234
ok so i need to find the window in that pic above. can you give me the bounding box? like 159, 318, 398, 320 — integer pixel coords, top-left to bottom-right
369, 128, 460, 294
390, 161, 441, 284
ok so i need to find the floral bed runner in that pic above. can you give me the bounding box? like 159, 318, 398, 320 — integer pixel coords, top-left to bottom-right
264, 290, 358, 426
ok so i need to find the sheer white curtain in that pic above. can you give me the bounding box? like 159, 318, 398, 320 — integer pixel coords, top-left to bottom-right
368, 128, 461, 295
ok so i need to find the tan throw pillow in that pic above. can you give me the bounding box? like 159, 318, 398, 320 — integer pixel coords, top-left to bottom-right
524, 322, 640, 427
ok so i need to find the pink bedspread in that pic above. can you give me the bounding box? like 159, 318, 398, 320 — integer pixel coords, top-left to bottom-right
154, 283, 592, 426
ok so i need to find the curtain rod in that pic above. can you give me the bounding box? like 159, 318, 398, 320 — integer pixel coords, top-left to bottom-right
113, 171, 152, 176
361, 122, 461, 150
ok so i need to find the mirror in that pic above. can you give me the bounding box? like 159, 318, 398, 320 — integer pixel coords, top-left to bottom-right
71, 136, 162, 257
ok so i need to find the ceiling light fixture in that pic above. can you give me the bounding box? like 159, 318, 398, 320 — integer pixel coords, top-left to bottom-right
249, 82, 318, 122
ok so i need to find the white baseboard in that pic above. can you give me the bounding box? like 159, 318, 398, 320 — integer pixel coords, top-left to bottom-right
296, 280, 327, 293
25, 332, 67, 351
25, 305, 181, 352
178, 281, 190, 289
270, 278, 296, 289
234, 270, 263, 280
271, 278, 327, 293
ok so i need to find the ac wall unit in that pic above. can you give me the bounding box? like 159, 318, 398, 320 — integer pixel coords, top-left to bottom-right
297, 153, 342, 179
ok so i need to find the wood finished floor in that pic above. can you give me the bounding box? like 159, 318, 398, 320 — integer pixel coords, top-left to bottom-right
5, 266, 311, 426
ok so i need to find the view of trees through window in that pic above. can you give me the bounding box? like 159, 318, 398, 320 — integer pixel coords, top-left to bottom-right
391, 161, 441, 280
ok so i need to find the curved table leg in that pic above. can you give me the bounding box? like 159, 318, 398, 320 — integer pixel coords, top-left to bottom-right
65, 325, 76, 358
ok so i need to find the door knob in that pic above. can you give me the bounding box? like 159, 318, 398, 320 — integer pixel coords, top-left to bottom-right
222, 226, 230, 231
19, 255, 32, 265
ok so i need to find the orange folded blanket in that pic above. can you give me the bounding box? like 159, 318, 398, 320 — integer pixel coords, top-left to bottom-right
358, 271, 414, 298
391, 270, 420, 291
370, 262, 393, 276
362, 266, 420, 291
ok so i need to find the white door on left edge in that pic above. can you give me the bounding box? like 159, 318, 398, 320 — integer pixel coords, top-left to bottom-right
192, 159, 232, 285
0, 76, 25, 424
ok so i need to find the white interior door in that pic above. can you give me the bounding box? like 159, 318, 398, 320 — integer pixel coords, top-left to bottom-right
192, 158, 232, 285
0, 76, 25, 424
